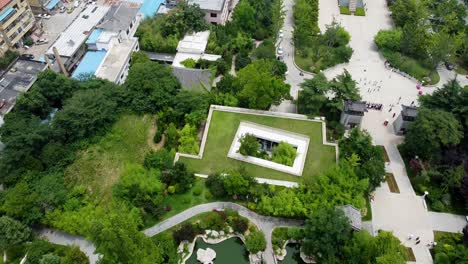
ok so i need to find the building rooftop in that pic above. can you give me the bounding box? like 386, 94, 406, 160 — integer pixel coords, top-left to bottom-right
86, 28, 104, 45
71, 50, 108, 79
98, 4, 139, 33
343, 100, 367, 113
401, 104, 418, 118
172, 67, 212, 91
95, 37, 138, 83
177, 31, 210, 54
0, 0, 11, 10
337, 205, 362, 230
139, 0, 164, 18
188, 0, 226, 11
47, 5, 110, 58
0, 59, 47, 115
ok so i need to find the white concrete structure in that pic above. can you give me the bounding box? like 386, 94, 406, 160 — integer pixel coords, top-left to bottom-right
46, 5, 110, 71
95, 37, 139, 84
227, 121, 309, 176
188, 0, 230, 25
172, 31, 221, 67
196, 248, 216, 264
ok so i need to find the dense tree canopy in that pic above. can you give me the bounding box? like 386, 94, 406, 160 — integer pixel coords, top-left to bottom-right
339, 129, 385, 191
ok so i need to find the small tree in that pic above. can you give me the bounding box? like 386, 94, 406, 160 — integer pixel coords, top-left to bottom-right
238, 133, 260, 157
245, 231, 266, 253
0, 216, 32, 262
231, 218, 249, 234
272, 142, 297, 166
173, 224, 198, 244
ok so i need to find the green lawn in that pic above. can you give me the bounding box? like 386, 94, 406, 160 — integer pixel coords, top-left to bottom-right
179, 110, 337, 182
65, 115, 154, 203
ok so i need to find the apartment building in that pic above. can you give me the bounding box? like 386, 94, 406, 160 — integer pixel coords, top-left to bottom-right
0, 0, 35, 55
187, 0, 230, 25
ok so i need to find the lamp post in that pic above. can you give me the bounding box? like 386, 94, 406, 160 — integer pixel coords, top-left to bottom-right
422, 191, 429, 199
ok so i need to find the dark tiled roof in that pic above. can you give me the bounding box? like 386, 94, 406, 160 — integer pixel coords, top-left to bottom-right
344, 100, 367, 113
171, 67, 212, 91
401, 105, 418, 117
337, 205, 362, 230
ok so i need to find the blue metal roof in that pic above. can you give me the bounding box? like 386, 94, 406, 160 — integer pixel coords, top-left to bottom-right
46, 0, 60, 10
139, 0, 164, 19
72, 50, 107, 79
0, 7, 14, 22
86, 29, 103, 45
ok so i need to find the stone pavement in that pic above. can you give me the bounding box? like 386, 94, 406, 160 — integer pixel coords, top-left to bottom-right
37, 228, 101, 264
429, 212, 467, 233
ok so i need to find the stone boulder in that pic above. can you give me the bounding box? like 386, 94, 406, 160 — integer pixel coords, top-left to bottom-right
196, 248, 216, 264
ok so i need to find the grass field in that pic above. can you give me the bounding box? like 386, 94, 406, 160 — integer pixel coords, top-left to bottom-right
65, 115, 154, 203
385, 173, 400, 193
179, 110, 337, 182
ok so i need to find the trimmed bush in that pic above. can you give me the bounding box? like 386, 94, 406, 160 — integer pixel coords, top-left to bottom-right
272, 142, 297, 166
340, 6, 351, 15
238, 133, 260, 157
181, 58, 197, 68
355, 7, 365, 16
192, 186, 202, 196
245, 231, 267, 253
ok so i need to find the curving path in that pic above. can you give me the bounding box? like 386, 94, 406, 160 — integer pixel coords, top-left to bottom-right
143, 202, 304, 264
38, 203, 303, 264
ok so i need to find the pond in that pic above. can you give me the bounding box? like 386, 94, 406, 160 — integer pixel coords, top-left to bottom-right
279, 243, 306, 264
186, 237, 249, 264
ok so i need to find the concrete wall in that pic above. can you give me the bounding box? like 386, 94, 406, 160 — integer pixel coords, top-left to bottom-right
202, 0, 230, 25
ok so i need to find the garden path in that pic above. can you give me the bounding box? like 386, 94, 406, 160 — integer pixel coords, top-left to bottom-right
38, 202, 303, 264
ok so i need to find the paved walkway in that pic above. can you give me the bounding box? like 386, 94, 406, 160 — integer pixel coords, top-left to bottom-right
143, 202, 304, 264
36, 228, 100, 264
429, 212, 467, 233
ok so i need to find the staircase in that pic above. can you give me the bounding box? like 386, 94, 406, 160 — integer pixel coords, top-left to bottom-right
349, 0, 357, 12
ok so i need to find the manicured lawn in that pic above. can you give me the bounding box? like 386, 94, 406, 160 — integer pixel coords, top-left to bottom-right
179, 110, 337, 182
355, 7, 365, 16
378, 145, 390, 162
339, 6, 351, 15
381, 49, 440, 85
385, 173, 400, 193
65, 115, 154, 202
362, 196, 373, 221
404, 247, 416, 261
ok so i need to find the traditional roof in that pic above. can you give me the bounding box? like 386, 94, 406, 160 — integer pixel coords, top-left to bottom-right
401, 105, 418, 118
343, 100, 367, 113
337, 205, 362, 230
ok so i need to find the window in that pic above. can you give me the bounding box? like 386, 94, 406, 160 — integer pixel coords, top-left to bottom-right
210, 13, 217, 17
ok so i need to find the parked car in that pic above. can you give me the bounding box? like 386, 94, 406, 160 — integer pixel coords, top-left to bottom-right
20, 54, 34, 60
277, 47, 283, 55
67, 7, 74, 13
35, 38, 48, 45
59, 6, 66, 13
444, 62, 454, 71
37, 14, 51, 19
74, 1, 80, 8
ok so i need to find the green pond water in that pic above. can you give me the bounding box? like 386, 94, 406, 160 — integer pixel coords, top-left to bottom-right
279, 244, 306, 264
186, 237, 249, 264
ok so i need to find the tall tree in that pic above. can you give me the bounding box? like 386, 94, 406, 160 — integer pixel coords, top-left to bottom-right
297, 73, 330, 116
235, 59, 290, 109
402, 109, 463, 161
302, 207, 352, 262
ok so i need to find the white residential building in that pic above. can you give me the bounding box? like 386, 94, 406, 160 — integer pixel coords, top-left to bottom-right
188, 0, 230, 25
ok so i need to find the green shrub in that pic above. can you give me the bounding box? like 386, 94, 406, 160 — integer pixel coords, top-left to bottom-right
24, 36, 34, 46
355, 7, 365, 16
181, 58, 197, 68
245, 231, 267, 253
381, 49, 439, 84
0, 49, 19, 69
238, 133, 260, 157
192, 186, 202, 196
340, 6, 351, 15
374, 29, 402, 51
204, 191, 213, 200
272, 142, 297, 166
153, 130, 162, 143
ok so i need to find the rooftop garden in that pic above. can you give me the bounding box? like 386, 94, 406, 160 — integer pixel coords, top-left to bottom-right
178, 109, 337, 182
